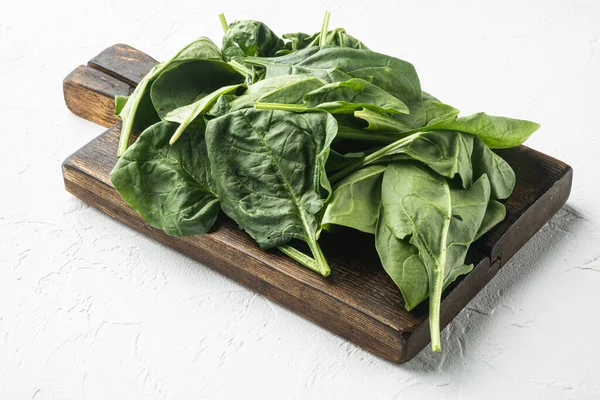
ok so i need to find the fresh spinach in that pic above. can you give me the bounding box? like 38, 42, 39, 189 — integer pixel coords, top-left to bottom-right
110, 13, 539, 352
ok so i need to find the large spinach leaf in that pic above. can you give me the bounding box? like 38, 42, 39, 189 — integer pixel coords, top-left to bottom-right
375, 207, 474, 311
206, 109, 338, 276
420, 112, 540, 148
380, 163, 491, 351
110, 121, 219, 236
116, 37, 223, 156
256, 78, 409, 115
244, 47, 424, 127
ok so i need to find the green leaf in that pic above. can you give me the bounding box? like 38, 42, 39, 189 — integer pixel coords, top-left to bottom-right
256, 78, 409, 115
354, 108, 412, 132
244, 47, 424, 127
150, 60, 241, 119
255, 76, 327, 105
207, 75, 320, 118
164, 83, 245, 144
375, 206, 475, 311
423, 112, 540, 149
322, 165, 386, 234
381, 163, 491, 351
423, 99, 460, 126
474, 200, 506, 241
110, 121, 219, 236
471, 138, 515, 200
206, 109, 338, 276
277, 28, 368, 55
114, 95, 129, 115
222, 20, 285, 60
116, 37, 224, 156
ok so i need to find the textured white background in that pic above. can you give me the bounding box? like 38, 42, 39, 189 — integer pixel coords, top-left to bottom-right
1, 0, 600, 398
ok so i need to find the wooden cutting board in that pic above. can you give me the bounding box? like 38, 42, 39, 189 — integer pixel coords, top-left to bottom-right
62, 44, 573, 363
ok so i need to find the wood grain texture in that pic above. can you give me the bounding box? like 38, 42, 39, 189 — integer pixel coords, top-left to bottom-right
61, 44, 573, 363
63, 65, 131, 127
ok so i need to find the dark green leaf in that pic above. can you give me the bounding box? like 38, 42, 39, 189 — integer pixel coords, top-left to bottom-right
206, 109, 338, 276
116, 37, 224, 156
222, 20, 285, 60
150, 60, 241, 119
110, 121, 219, 236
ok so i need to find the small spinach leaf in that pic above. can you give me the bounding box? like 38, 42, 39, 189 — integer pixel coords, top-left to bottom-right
222, 20, 285, 60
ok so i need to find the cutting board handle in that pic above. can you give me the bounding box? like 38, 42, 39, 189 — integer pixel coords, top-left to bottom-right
63, 44, 157, 127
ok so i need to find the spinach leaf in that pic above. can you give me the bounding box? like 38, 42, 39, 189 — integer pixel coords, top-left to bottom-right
244, 47, 424, 128
423, 98, 460, 126
150, 60, 241, 119
277, 28, 368, 55
255, 76, 327, 104
321, 165, 386, 234
375, 207, 475, 311
222, 20, 285, 60
207, 75, 320, 117
116, 37, 223, 156
354, 108, 412, 132
164, 83, 245, 144
474, 200, 506, 241
381, 163, 491, 351
256, 78, 409, 115
421, 112, 540, 148
206, 109, 338, 276
110, 121, 219, 236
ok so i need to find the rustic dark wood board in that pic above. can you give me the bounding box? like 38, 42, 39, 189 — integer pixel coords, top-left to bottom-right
62, 44, 573, 363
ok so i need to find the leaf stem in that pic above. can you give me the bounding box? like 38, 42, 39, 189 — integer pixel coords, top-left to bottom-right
306, 238, 331, 276
319, 11, 331, 46
228, 60, 252, 77
254, 102, 308, 112
278, 244, 319, 272
218, 13, 229, 33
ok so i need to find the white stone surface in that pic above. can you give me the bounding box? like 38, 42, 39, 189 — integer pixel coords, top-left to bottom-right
1, 0, 599, 398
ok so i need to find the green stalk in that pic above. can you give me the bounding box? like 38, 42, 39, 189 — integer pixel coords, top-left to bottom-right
306, 238, 331, 276
254, 102, 309, 112
319, 11, 331, 46
218, 13, 229, 33
228, 60, 252, 77
329, 131, 422, 184
278, 244, 319, 272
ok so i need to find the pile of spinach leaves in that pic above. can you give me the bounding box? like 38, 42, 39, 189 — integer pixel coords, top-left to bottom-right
111, 12, 539, 352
